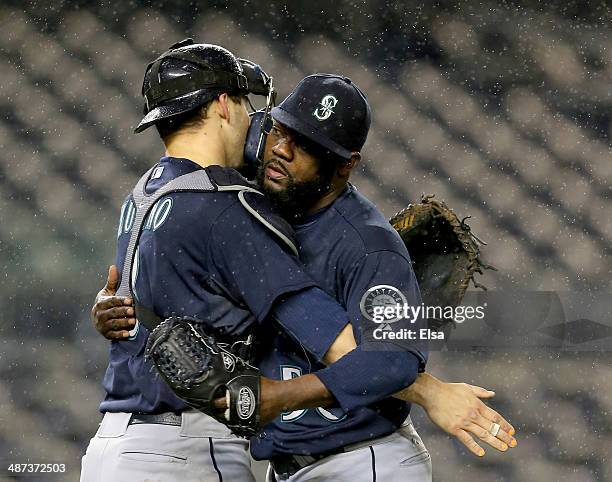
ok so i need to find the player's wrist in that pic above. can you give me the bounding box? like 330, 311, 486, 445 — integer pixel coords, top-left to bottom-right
260, 374, 334, 424
412, 372, 443, 410
259, 377, 286, 424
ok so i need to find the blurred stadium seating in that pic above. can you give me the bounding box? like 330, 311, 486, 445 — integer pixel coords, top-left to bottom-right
0, 2, 610, 481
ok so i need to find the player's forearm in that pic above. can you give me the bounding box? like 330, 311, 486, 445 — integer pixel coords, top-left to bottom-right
316, 347, 421, 411
322, 323, 357, 364
260, 375, 334, 424
268, 368, 432, 414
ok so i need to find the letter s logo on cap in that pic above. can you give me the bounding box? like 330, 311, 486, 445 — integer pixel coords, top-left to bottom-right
313, 94, 338, 121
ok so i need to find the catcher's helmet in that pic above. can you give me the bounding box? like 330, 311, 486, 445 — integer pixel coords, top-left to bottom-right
135, 38, 271, 133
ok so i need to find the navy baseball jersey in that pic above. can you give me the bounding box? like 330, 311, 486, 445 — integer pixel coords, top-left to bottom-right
100, 157, 348, 413
251, 184, 428, 459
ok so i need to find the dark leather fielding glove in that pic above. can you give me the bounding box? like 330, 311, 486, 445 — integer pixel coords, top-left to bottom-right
146, 316, 261, 437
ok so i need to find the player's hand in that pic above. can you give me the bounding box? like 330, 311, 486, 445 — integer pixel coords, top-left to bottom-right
91, 265, 135, 340
419, 374, 517, 456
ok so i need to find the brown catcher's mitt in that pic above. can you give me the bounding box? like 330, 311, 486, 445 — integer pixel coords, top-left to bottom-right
389, 195, 496, 338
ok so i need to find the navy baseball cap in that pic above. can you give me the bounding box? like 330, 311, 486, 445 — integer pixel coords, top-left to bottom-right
271, 74, 371, 159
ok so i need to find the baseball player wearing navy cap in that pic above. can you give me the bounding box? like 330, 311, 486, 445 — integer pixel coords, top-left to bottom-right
234, 74, 513, 480
250, 74, 431, 481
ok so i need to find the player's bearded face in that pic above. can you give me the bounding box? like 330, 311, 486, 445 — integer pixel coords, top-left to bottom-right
256, 123, 336, 221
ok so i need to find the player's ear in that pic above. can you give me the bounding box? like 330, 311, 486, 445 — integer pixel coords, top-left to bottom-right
337, 152, 361, 177
216, 93, 231, 123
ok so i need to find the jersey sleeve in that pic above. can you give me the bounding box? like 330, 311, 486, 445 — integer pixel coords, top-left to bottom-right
314, 250, 428, 411
208, 201, 317, 322
344, 250, 428, 365
270, 287, 350, 363
315, 346, 420, 412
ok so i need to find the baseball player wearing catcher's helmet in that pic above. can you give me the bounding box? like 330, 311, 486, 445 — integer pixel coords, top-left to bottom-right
80, 40, 262, 482
81, 39, 345, 482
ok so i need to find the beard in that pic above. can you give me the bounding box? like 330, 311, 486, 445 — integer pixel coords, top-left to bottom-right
256, 161, 334, 223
